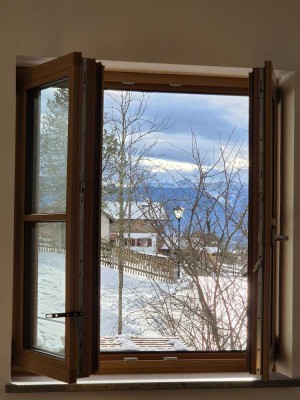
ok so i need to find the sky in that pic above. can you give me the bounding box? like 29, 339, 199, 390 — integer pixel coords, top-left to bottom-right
146, 92, 248, 166
40, 87, 249, 185
40, 88, 249, 156
104, 90, 249, 184
40, 88, 248, 166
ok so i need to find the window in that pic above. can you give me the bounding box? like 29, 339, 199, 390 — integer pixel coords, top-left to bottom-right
100, 74, 249, 374
124, 238, 152, 247
13, 53, 101, 382
136, 238, 152, 247
13, 54, 281, 383
124, 238, 136, 247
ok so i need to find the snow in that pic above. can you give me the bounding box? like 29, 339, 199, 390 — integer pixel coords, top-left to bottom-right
100, 265, 247, 351
35, 251, 247, 355
100, 265, 165, 337
36, 251, 66, 356
167, 339, 189, 351
104, 201, 167, 221
205, 247, 219, 254
110, 335, 141, 352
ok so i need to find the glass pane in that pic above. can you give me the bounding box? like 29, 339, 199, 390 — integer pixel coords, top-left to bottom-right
100, 90, 248, 352
26, 79, 69, 213
24, 222, 66, 357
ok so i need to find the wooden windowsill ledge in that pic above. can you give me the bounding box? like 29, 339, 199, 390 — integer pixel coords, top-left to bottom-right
6, 372, 300, 393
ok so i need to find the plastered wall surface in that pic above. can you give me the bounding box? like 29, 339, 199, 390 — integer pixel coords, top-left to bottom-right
1, 0, 300, 398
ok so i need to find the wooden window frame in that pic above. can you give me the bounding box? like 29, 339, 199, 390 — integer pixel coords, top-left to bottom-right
105, 71, 248, 95
13, 62, 279, 380
99, 71, 249, 374
13, 53, 102, 383
247, 62, 282, 380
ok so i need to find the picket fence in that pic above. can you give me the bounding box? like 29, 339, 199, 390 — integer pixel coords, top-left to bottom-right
101, 240, 176, 283
37, 236, 176, 283
38, 236, 66, 254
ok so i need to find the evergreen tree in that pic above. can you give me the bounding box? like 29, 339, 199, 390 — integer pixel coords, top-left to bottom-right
40, 86, 69, 212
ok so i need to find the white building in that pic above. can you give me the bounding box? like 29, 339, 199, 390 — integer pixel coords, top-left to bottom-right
104, 202, 166, 255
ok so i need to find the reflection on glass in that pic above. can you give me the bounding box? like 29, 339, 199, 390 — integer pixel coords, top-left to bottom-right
27, 222, 66, 357
28, 79, 69, 213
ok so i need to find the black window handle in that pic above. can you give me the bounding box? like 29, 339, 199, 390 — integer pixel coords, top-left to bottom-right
45, 311, 83, 319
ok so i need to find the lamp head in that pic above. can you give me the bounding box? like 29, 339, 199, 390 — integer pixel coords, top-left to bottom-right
173, 205, 184, 220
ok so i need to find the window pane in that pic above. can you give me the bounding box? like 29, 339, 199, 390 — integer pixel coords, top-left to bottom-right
26, 80, 69, 213
24, 222, 66, 358
100, 90, 248, 352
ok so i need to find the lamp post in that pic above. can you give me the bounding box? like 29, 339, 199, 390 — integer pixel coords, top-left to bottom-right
173, 206, 184, 279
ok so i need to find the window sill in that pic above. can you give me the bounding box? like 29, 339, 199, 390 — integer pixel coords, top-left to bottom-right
6, 372, 300, 393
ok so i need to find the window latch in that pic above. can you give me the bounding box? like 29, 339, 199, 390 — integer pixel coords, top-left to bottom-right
271, 227, 289, 245
273, 234, 289, 242
45, 311, 83, 319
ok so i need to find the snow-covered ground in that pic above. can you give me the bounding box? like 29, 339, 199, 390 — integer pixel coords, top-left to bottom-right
36, 251, 66, 356
35, 251, 247, 356
101, 265, 172, 336
100, 265, 247, 351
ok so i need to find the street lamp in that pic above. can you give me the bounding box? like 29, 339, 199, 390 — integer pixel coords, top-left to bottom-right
173, 205, 184, 279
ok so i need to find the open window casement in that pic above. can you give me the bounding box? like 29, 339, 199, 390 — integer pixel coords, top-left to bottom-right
13, 53, 102, 383
248, 61, 285, 381
12, 54, 284, 383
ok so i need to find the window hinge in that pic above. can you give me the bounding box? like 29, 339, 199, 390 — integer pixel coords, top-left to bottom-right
163, 356, 178, 361
80, 180, 86, 193
123, 357, 139, 361
259, 77, 264, 98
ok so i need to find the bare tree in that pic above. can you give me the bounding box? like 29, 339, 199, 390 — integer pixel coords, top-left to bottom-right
103, 90, 170, 334
101, 89, 248, 349
126, 132, 248, 350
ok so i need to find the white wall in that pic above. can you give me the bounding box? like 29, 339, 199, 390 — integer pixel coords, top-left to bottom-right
101, 212, 111, 240
124, 232, 157, 254
1, 0, 300, 398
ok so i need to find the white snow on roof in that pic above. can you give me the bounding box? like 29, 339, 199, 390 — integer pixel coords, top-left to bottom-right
205, 247, 219, 254
104, 202, 167, 221
101, 209, 115, 221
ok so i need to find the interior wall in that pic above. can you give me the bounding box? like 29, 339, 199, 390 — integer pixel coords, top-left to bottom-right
1, 0, 300, 398
277, 72, 295, 377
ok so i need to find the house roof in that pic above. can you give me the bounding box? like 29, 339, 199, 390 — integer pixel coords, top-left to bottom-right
205, 246, 219, 254
101, 209, 115, 222
104, 202, 167, 221
159, 239, 220, 254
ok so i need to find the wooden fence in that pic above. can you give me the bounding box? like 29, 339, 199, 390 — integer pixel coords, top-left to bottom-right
38, 236, 66, 254
101, 240, 176, 283
37, 236, 176, 283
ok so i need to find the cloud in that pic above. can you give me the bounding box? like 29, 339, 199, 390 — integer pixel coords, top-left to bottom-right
104, 90, 249, 177
130, 92, 249, 161
143, 92, 248, 138
142, 152, 248, 174
141, 157, 199, 173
